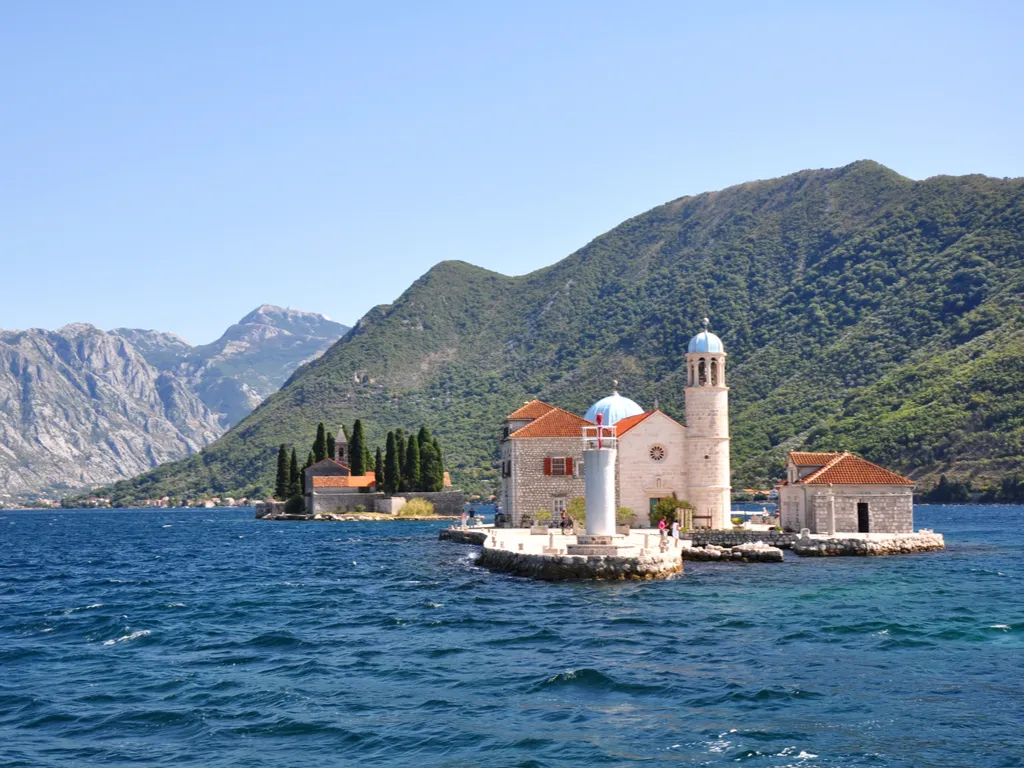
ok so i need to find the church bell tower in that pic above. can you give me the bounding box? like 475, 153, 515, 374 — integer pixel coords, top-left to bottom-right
684, 319, 731, 529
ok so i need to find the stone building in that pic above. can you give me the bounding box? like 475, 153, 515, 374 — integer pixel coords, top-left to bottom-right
500, 324, 732, 528
303, 457, 377, 514
777, 451, 915, 533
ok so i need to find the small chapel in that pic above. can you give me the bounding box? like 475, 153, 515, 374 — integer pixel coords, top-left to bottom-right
499, 324, 732, 529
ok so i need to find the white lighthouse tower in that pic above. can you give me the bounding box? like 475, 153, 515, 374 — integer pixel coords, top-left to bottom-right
567, 415, 633, 555
684, 319, 732, 529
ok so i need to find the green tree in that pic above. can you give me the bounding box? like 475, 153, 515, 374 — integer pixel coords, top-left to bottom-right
649, 494, 695, 528
275, 443, 289, 500
395, 429, 406, 477
374, 447, 384, 490
432, 437, 445, 486
313, 422, 327, 462
403, 434, 421, 491
384, 431, 400, 494
350, 420, 366, 476
288, 448, 300, 498
420, 442, 444, 492
326, 431, 336, 462
566, 497, 586, 527
301, 451, 314, 495
417, 426, 432, 450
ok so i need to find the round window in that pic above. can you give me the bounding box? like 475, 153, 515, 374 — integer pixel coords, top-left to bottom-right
649, 444, 666, 462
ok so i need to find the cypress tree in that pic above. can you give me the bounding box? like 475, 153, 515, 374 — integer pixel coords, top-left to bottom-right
395, 429, 406, 479
313, 422, 327, 462
420, 442, 444, 492
326, 431, 336, 462
288, 448, 300, 498
374, 447, 384, 491
417, 426, 432, 450
301, 451, 314, 495
433, 437, 445, 487
350, 419, 366, 476
275, 443, 289, 500
403, 435, 421, 491
384, 431, 399, 494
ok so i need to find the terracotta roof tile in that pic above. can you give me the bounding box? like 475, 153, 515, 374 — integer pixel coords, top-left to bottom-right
509, 407, 593, 438
800, 453, 914, 486
789, 451, 841, 466
506, 400, 556, 420
616, 409, 685, 437
614, 411, 655, 437
312, 473, 377, 488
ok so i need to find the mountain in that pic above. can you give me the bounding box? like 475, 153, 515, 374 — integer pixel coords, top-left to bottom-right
89, 161, 1024, 505
0, 307, 348, 500
116, 305, 351, 428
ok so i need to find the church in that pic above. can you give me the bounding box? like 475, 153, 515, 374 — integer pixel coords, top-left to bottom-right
499, 324, 732, 529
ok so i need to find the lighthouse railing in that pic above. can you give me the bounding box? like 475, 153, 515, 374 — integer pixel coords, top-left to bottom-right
582, 425, 617, 451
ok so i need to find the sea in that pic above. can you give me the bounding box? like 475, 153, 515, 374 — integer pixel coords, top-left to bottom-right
1, 505, 1021, 767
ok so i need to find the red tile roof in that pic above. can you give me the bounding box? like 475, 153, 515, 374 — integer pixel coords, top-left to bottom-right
789, 452, 841, 466
614, 411, 655, 437
615, 409, 685, 437
793, 452, 914, 486
509, 407, 594, 438
506, 400, 556, 420
312, 473, 377, 488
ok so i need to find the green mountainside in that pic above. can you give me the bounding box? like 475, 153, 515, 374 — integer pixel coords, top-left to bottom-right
92, 161, 1024, 505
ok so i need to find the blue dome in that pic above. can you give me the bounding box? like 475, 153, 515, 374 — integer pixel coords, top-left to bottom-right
688, 330, 724, 354
584, 392, 644, 426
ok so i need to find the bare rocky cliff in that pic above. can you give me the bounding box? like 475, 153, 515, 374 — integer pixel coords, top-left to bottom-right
0, 307, 348, 500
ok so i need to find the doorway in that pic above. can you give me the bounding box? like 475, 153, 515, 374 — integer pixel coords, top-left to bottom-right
857, 502, 869, 533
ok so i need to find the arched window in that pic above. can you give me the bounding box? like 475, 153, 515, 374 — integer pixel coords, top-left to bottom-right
711, 359, 718, 386
698, 359, 707, 386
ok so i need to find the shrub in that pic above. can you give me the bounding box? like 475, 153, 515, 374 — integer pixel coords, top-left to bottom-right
566, 497, 586, 525
284, 495, 305, 515
534, 508, 552, 525
648, 494, 695, 527
354, 504, 367, 513
398, 497, 435, 517
616, 507, 634, 525
731, 516, 744, 526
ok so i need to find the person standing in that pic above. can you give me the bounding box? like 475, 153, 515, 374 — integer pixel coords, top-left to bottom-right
671, 519, 680, 545
658, 517, 667, 538
559, 510, 569, 534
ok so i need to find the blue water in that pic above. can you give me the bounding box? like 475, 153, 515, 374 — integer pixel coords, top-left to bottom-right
1, 505, 1021, 767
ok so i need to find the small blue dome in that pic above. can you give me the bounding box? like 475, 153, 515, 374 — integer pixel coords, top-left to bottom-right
688, 330, 724, 354
584, 392, 644, 426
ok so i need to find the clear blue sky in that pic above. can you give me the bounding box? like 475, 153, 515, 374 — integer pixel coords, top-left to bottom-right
2, 1, 1021, 343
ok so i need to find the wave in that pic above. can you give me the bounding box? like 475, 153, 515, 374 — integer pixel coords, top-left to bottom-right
103, 629, 151, 646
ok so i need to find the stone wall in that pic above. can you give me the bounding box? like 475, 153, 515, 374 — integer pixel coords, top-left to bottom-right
392, 491, 466, 516
438, 528, 488, 545
310, 490, 379, 514
807, 487, 914, 534
686, 530, 798, 549
792, 531, 944, 556
506, 437, 584, 526
477, 547, 682, 581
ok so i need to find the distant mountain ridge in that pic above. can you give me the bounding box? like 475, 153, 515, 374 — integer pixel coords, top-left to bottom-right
0, 306, 348, 499
87, 161, 1024, 504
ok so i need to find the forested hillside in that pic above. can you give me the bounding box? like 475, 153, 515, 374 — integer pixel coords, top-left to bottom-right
91, 161, 1024, 505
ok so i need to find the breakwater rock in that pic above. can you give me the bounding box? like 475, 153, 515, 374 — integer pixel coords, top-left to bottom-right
439, 528, 488, 545
681, 542, 784, 563
791, 531, 945, 557
477, 547, 681, 581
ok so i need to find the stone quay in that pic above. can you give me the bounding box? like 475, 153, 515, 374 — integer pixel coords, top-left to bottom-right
442, 524, 684, 581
